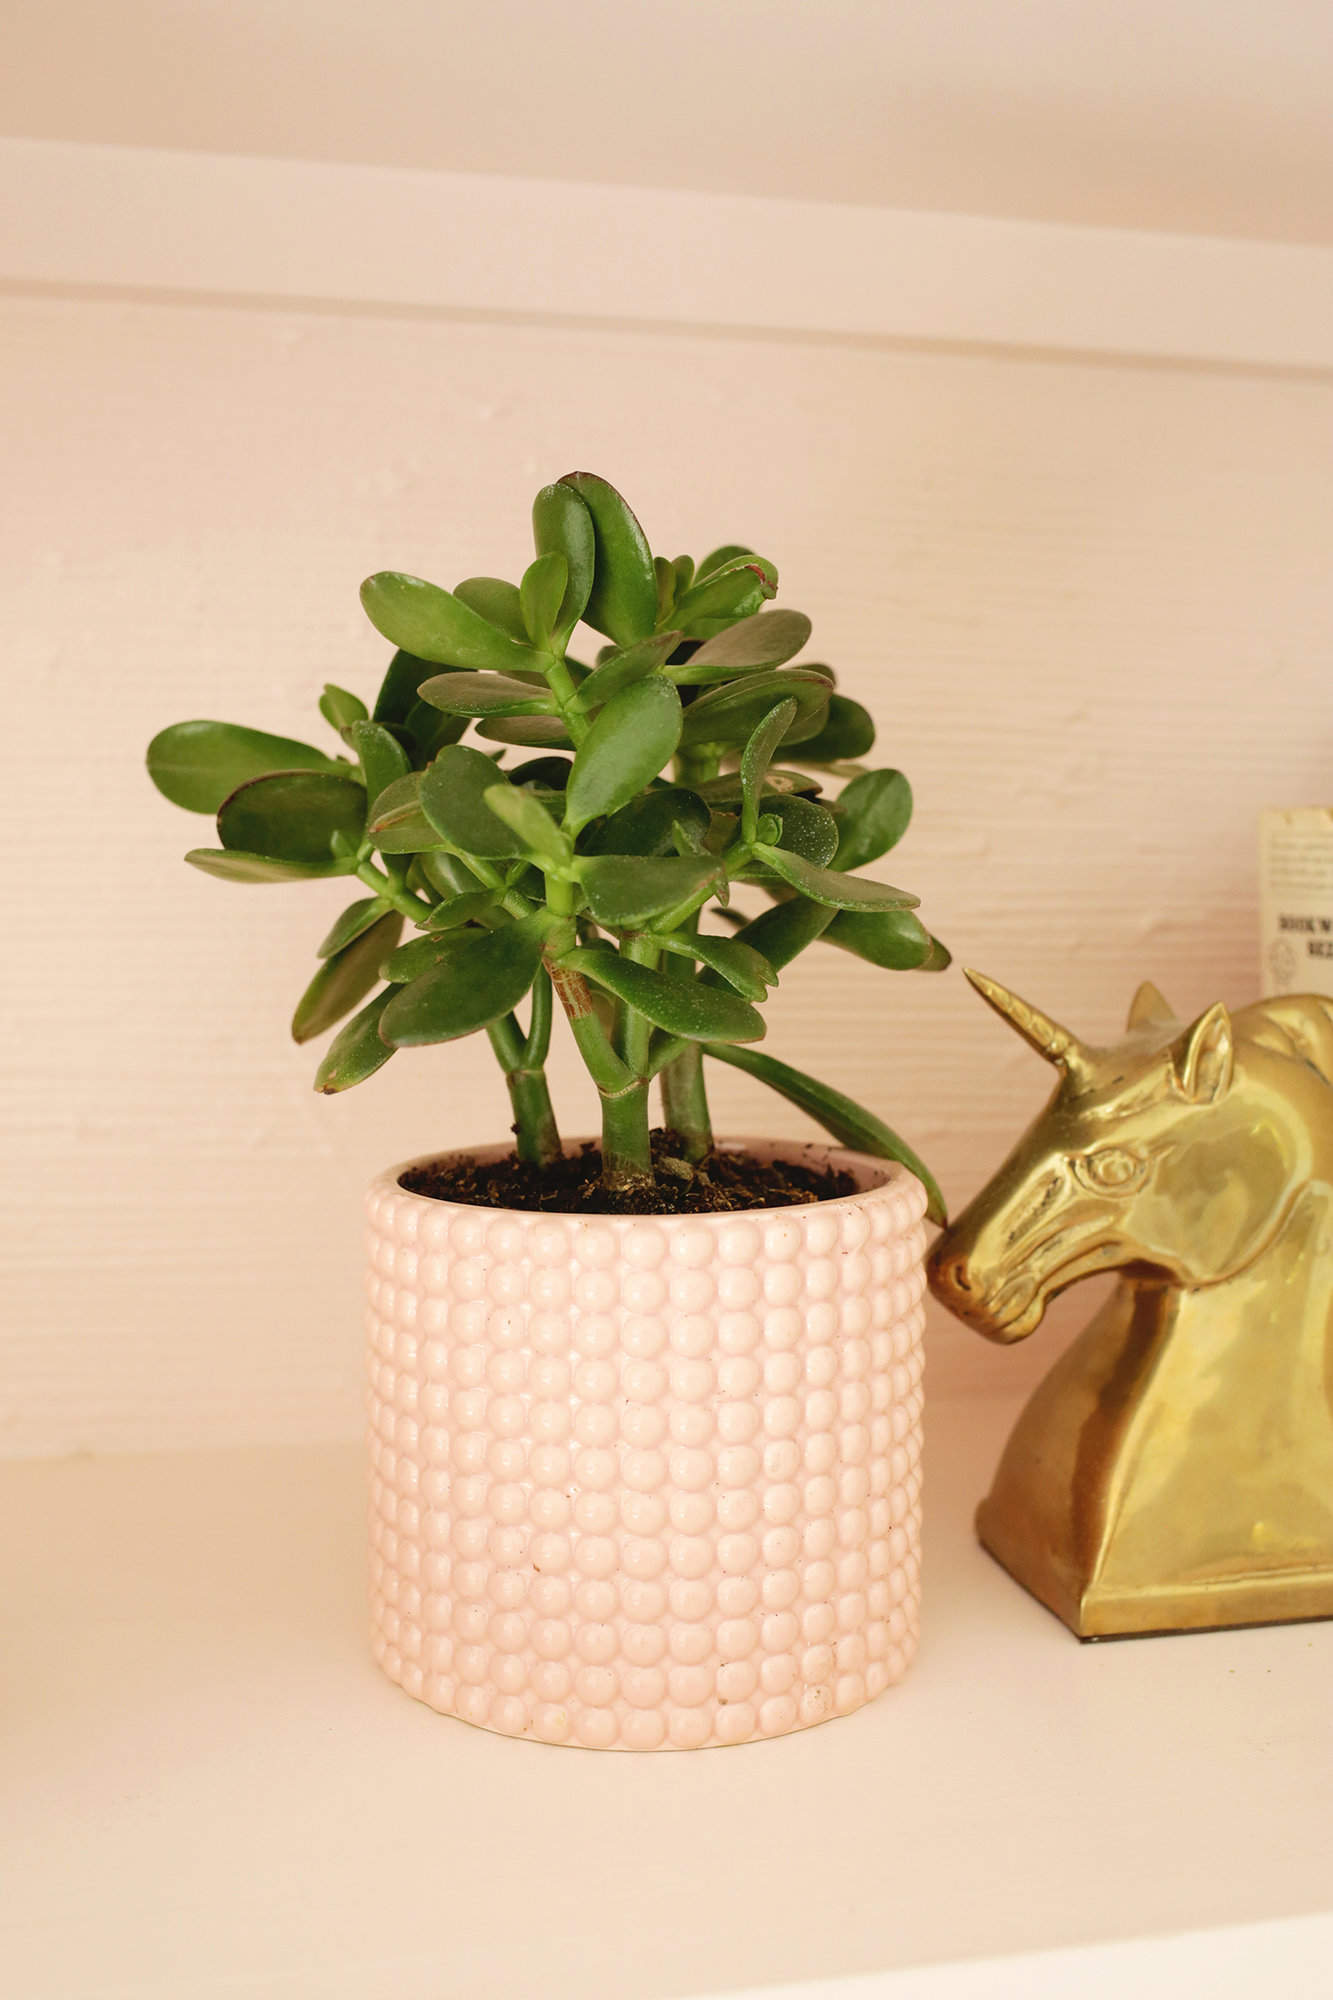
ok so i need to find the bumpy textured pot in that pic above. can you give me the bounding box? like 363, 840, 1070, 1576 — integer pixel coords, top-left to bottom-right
366, 1138, 927, 1750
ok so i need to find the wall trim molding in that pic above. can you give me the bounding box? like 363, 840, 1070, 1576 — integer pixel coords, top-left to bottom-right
4, 137, 1333, 371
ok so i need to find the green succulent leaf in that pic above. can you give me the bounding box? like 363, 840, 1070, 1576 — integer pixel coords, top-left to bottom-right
653, 554, 677, 624
519, 552, 570, 652
669, 660, 795, 692
380, 932, 470, 983
823, 908, 934, 970
372, 649, 442, 727
557, 472, 658, 645
573, 633, 682, 711
423, 889, 501, 932
319, 684, 368, 732
560, 944, 764, 1047
367, 773, 447, 853
710, 897, 835, 972
361, 572, 550, 676
694, 767, 823, 806
217, 771, 366, 864
317, 895, 393, 958
650, 930, 776, 999
291, 912, 403, 1043
401, 699, 468, 764
314, 986, 397, 1093
147, 721, 344, 814
693, 543, 754, 583
578, 854, 720, 928
413, 849, 487, 899
832, 768, 913, 870
482, 782, 571, 865
791, 693, 876, 764
380, 917, 546, 1046
420, 745, 527, 858
343, 719, 410, 806
476, 714, 576, 750
681, 609, 812, 675
744, 795, 840, 871
703, 1044, 944, 1225
672, 554, 696, 595
512, 864, 549, 902
672, 557, 778, 637
750, 846, 920, 912
509, 755, 572, 790
453, 576, 529, 643
579, 784, 709, 857
532, 482, 596, 648
565, 677, 683, 833
918, 934, 952, 972
740, 698, 799, 842
678, 668, 831, 750
415, 670, 553, 718
185, 848, 353, 883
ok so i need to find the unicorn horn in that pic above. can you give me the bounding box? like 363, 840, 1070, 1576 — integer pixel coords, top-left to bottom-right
964, 969, 1093, 1082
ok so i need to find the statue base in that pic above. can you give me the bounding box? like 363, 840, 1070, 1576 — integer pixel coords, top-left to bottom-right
973, 1274, 1333, 1640
975, 1496, 1333, 1640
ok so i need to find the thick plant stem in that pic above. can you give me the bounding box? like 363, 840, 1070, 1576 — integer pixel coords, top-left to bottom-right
506, 1066, 562, 1168
522, 967, 554, 1067
608, 940, 658, 1186
486, 1015, 561, 1169
599, 1079, 654, 1190
654, 915, 712, 1162
548, 957, 654, 1190
543, 657, 591, 747
354, 858, 434, 924
660, 1045, 712, 1161
614, 936, 658, 1077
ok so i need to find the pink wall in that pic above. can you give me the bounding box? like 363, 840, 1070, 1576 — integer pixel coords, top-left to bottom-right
3, 287, 1331, 1452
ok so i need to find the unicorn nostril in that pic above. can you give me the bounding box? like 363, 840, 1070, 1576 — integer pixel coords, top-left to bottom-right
930, 1254, 971, 1295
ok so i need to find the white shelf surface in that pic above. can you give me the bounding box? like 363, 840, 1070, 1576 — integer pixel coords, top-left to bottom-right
4, 1396, 1331, 2000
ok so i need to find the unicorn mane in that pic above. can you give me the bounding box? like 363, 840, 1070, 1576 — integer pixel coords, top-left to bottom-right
1237, 995, 1333, 1088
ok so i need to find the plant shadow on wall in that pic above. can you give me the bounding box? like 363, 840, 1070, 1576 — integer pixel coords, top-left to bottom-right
146, 472, 949, 1218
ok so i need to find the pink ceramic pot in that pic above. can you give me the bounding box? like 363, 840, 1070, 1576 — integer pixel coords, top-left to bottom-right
366, 1138, 926, 1750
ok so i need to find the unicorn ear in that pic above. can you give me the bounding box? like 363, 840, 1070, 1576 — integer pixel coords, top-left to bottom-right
1127, 980, 1176, 1029
1174, 1002, 1233, 1104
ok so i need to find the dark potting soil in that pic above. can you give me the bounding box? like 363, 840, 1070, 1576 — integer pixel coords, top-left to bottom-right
399, 1130, 857, 1215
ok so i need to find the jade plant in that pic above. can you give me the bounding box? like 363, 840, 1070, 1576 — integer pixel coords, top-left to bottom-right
146, 472, 947, 1216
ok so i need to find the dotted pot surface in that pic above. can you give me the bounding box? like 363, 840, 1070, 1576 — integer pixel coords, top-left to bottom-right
366, 1138, 926, 1750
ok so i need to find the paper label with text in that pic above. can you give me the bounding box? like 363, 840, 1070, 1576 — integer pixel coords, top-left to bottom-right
1260, 807, 1333, 999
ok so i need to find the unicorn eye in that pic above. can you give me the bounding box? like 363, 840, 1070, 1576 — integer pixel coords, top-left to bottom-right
1074, 1147, 1147, 1194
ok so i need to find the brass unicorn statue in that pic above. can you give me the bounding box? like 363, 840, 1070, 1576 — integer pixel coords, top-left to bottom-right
928, 971, 1333, 1637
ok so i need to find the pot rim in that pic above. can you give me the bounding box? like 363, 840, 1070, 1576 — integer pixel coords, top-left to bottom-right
373, 1134, 922, 1223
